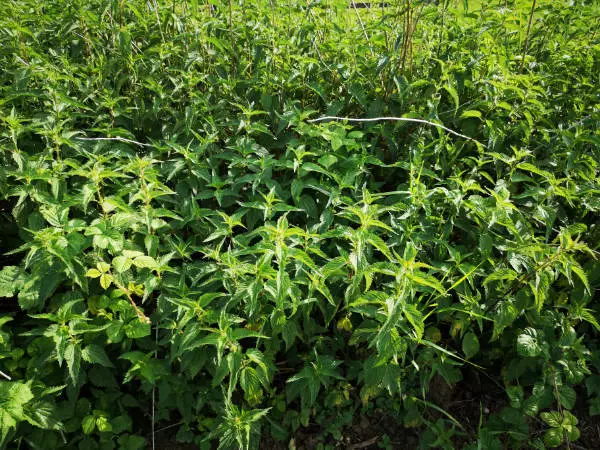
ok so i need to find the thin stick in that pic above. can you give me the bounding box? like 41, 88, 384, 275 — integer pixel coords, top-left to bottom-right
566, 115, 592, 130
307, 115, 485, 146
77, 136, 153, 147
229, 0, 233, 30
154, 421, 183, 434
306, 2, 334, 72
348, 435, 380, 450
15, 56, 30, 67
351, 0, 375, 57
520, 0, 537, 71
311, 35, 333, 72
112, 278, 151, 324
399, 0, 412, 73
0, 369, 11, 381
151, 0, 165, 43
152, 322, 158, 450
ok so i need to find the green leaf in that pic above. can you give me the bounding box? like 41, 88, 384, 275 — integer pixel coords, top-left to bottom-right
82, 345, 114, 368
0, 382, 33, 445
0, 382, 33, 419
330, 135, 343, 151
86, 269, 101, 278
0, 266, 25, 297
97, 262, 110, 273
18, 269, 62, 310
522, 395, 540, 417
403, 304, 425, 339
110, 415, 133, 434
589, 397, 600, 416
500, 406, 524, 425
407, 273, 444, 294
586, 375, 600, 396
318, 154, 338, 168
459, 110, 482, 120
562, 410, 578, 426
291, 179, 303, 202
133, 256, 157, 270
113, 256, 132, 273
443, 85, 459, 113
462, 332, 480, 359
99, 273, 113, 289
541, 411, 562, 427
82, 415, 95, 434
96, 416, 112, 432
579, 309, 600, 331
566, 425, 580, 442
299, 195, 318, 218
65, 343, 81, 385
0, 409, 17, 446
479, 233, 492, 258
506, 385, 523, 408
492, 301, 517, 340
517, 328, 541, 357
477, 428, 502, 450
484, 269, 517, 286
106, 321, 125, 343
367, 234, 393, 261
557, 385, 576, 410
570, 264, 591, 295
23, 401, 63, 431
543, 428, 563, 448
118, 434, 147, 450
240, 367, 262, 401
125, 320, 151, 339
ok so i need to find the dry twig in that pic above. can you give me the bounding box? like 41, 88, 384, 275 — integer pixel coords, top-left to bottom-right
308, 115, 485, 146
77, 136, 153, 147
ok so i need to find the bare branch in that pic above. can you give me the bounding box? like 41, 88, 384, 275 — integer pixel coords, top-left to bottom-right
76, 136, 153, 148
307, 115, 485, 146
0, 369, 12, 381
15, 55, 30, 67
348, 435, 380, 450
351, 0, 375, 57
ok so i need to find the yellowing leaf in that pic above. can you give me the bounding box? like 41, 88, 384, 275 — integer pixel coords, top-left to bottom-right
133, 256, 157, 270
99, 273, 113, 289
86, 269, 101, 278
97, 262, 110, 273
459, 110, 482, 120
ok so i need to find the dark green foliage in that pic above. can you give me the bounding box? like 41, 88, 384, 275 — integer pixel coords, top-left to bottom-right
0, 0, 599, 448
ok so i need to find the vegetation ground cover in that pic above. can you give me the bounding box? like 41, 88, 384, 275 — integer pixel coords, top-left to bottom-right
1, 0, 599, 448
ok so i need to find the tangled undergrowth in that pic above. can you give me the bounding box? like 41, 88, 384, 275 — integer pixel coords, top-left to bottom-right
1, 0, 599, 448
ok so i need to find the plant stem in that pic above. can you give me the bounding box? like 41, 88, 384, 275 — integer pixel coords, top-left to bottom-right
520, 0, 537, 71
113, 278, 151, 324
351, 0, 375, 57
549, 363, 571, 449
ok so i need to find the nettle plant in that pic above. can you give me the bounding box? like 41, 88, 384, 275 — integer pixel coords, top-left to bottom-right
1, 0, 600, 449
